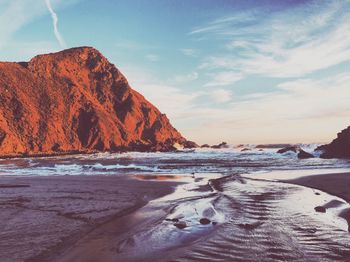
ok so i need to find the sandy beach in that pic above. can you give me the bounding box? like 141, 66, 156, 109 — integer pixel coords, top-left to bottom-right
2, 168, 350, 261
0, 175, 180, 262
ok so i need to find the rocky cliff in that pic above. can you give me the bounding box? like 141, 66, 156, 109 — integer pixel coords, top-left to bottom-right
317, 126, 350, 158
0, 47, 193, 157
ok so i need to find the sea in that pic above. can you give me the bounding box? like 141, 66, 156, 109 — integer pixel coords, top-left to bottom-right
0, 144, 349, 176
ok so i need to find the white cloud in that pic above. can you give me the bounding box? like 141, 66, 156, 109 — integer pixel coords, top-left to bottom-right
45, 0, 66, 48
115, 62, 350, 144
0, 0, 44, 48
145, 54, 160, 62
205, 71, 242, 86
210, 89, 233, 103
180, 48, 198, 57
213, 73, 350, 143
1, 41, 58, 61
0, 0, 82, 59
194, 1, 350, 78
173, 72, 198, 83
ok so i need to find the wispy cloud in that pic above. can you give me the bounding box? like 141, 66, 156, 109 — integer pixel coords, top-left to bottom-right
205, 71, 242, 87
194, 1, 350, 78
145, 54, 160, 62
45, 0, 66, 48
1, 41, 58, 61
210, 89, 233, 103
0, 0, 82, 59
0, 0, 43, 48
173, 72, 198, 83
180, 48, 198, 57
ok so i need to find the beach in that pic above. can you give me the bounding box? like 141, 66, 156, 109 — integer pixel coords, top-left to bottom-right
1, 150, 350, 261
45, 171, 350, 262
0, 175, 180, 262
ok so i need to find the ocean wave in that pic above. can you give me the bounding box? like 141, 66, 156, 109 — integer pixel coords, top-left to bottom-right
0, 146, 349, 176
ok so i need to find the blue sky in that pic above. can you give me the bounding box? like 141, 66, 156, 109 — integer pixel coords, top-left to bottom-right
1, 0, 350, 144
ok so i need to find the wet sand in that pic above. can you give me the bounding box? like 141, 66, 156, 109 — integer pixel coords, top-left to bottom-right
287, 172, 350, 203
287, 172, 350, 232
2, 171, 350, 262
47, 172, 350, 262
0, 175, 180, 262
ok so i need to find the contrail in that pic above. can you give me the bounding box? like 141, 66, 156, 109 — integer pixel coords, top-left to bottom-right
45, 0, 66, 48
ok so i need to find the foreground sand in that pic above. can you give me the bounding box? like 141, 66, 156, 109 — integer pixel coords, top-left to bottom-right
287, 172, 350, 231
287, 172, 350, 203
0, 175, 179, 262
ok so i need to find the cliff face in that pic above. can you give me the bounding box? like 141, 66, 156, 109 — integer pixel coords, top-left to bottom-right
317, 126, 350, 158
0, 47, 191, 156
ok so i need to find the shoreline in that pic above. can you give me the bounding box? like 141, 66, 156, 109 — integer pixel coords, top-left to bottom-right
0, 175, 181, 262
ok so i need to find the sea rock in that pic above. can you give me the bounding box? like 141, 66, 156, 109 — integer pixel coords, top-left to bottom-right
174, 222, 187, 229
0, 47, 191, 156
314, 206, 326, 213
199, 218, 211, 225
277, 146, 299, 154
201, 144, 210, 148
165, 218, 179, 222
211, 142, 229, 149
241, 148, 251, 152
316, 126, 350, 158
183, 140, 199, 149
297, 149, 314, 159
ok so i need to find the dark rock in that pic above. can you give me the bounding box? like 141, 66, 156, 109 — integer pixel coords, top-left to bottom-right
165, 218, 179, 222
315, 192, 320, 195
315, 206, 326, 213
200, 144, 210, 148
297, 149, 314, 159
277, 146, 299, 154
317, 126, 350, 159
174, 222, 187, 229
199, 218, 211, 225
241, 148, 250, 152
183, 140, 198, 149
211, 142, 229, 149
212, 221, 217, 225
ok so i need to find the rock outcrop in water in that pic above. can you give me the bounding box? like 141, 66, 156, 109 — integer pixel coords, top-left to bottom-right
277, 146, 314, 159
0, 47, 192, 157
316, 126, 350, 159
297, 149, 314, 159
211, 142, 229, 149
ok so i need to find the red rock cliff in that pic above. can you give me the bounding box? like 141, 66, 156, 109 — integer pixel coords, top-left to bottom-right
0, 47, 192, 156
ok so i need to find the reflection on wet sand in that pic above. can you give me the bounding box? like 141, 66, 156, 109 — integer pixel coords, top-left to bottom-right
54, 173, 350, 262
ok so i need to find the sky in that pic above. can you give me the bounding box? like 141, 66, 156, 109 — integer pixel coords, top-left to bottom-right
0, 0, 350, 145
